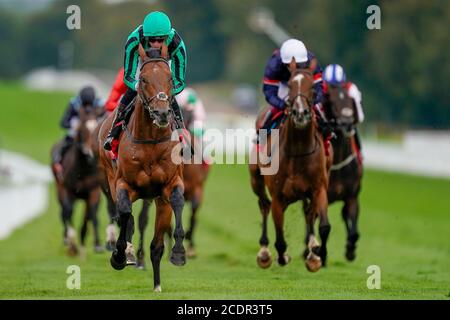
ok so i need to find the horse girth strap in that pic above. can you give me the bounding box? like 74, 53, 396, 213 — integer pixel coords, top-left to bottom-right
122, 122, 171, 145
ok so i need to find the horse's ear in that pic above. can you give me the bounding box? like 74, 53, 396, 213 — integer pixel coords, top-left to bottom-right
138, 43, 147, 61
309, 57, 317, 72
161, 43, 168, 60
289, 57, 297, 73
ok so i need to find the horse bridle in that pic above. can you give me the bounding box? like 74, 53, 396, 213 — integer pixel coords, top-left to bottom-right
138, 58, 173, 119
287, 92, 313, 111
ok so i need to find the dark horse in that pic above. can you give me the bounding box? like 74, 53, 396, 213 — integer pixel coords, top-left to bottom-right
249, 58, 333, 272
324, 85, 363, 261
51, 104, 103, 256
96, 45, 186, 292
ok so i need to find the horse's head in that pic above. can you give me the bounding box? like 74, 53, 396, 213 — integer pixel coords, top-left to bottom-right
326, 84, 355, 127
286, 58, 315, 129
137, 44, 173, 128
76, 104, 100, 162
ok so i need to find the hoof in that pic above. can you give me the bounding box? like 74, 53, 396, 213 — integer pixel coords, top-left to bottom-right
170, 250, 186, 266
277, 253, 291, 266
154, 285, 162, 293
256, 247, 272, 269
305, 253, 322, 272
126, 254, 137, 266
186, 246, 197, 259
105, 240, 116, 252
110, 252, 126, 270
345, 250, 356, 262
136, 257, 146, 270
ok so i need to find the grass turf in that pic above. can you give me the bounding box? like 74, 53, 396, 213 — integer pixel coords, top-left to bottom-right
0, 83, 449, 299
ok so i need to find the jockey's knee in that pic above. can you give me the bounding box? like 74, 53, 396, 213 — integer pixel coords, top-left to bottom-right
120, 88, 137, 107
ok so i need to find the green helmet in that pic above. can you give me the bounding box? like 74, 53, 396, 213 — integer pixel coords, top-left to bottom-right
143, 11, 172, 37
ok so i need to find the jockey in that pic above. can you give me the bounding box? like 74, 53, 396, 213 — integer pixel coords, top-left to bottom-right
259, 39, 330, 140
55, 86, 104, 164
103, 11, 187, 151
175, 87, 206, 138
322, 63, 364, 150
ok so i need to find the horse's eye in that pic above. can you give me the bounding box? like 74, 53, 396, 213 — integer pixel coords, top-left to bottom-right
140, 77, 147, 84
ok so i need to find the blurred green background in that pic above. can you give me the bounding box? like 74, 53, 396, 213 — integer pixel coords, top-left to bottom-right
0, 0, 449, 128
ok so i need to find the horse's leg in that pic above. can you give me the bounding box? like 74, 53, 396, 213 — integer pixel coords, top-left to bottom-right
151, 198, 172, 292
185, 189, 203, 258
88, 189, 102, 253
302, 199, 312, 260
249, 164, 273, 268
61, 195, 77, 256
105, 193, 117, 251
169, 185, 186, 266
137, 200, 151, 269
80, 200, 89, 248
342, 197, 360, 261
272, 197, 290, 266
110, 183, 134, 270
125, 211, 136, 265
305, 187, 330, 272
317, 187, 331, 267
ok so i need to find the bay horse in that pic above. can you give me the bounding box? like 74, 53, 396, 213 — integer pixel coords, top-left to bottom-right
51, 104, 103, 256
249, 58, 332, 272
96, 45, 186, 292
132, 106, 210, 269
324, 85, 363, 261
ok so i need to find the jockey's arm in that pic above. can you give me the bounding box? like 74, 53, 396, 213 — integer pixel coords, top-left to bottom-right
169, 31, 187, 95
347, 83, 364, 123
263, 80, 285, 110
263, 55, 286, 110
60, 100, 77, 129
123, 28, 141, 91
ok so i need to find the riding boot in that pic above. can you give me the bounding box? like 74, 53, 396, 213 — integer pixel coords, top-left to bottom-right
103, 103, 127, 151
255, 110, 273, 145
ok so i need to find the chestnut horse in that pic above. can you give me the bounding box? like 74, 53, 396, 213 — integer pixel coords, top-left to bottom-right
51, 104, 103, 256
96, 45, 185, 292
133, 108, 210, 268
249, 58, 332, 272
325, 85, 363, 261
